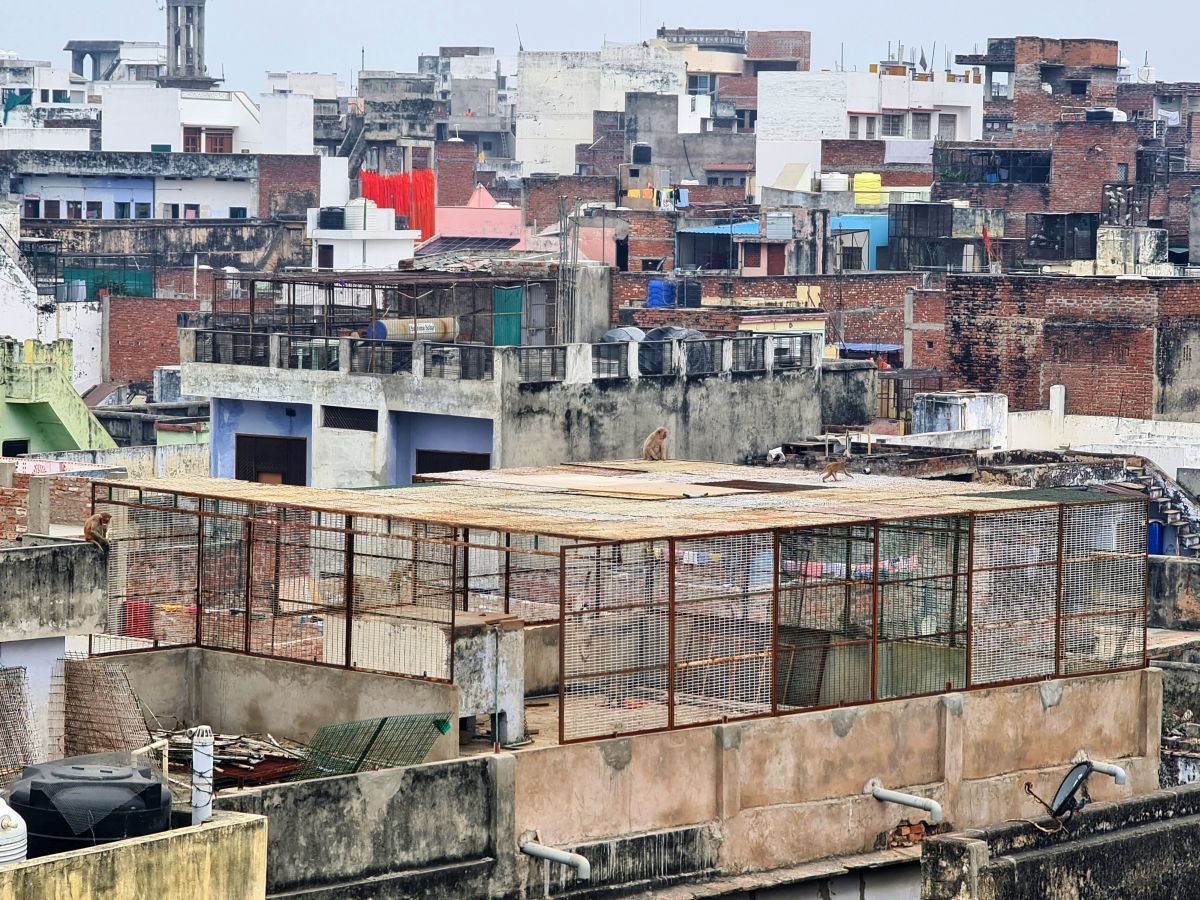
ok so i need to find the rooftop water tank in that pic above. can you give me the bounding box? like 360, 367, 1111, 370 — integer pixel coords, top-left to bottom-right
602, 326, 644, 343
369, 317, 460, 341
343, 198, 377, 231
820, 172, 850, 192
9, 763, 170, 859
0, 798, 27, 865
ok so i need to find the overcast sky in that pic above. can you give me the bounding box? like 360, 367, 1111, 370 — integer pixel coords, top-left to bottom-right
3, 1, 1182, 93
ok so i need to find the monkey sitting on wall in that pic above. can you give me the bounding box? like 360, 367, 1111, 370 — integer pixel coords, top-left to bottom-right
821, 460, 853, 483
83, 512, 112, 551
642, 427, 669, 462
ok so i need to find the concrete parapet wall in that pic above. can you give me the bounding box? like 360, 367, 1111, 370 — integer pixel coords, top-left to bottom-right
0, 541, 106, 640
0, 811, 267, 900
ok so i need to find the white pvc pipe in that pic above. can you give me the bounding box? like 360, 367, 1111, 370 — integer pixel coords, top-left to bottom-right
191, 725, 214, 825
521, 841, 591, 881
1090, 761, 1128, 785
871, 786, 944, 823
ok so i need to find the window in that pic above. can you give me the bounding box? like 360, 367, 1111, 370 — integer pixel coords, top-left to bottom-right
687, 73, 714, 96
1068, 80, 1088, 96
205, 130, 232, 154
184, 204, 200, 220
322, 406, 377, 431
1116, 162, 1129, 183
937, 113, 958, 141
641, 258, 664, 272
911, 113, 931, 140
183, 127, 202, 153
936, 147, 1051, 184
481, 140, 493, 151
229, 206, 248, 219
926, 341, 934, 351
984, 117, 1013, 133
1, 439, 29, 457
839, 245, 864, 270
866, 117, 877, 139
43, 199, 60, 218
135, 202, 152, 219
66, 201, 82, 220
882, 114, 905, 137
22, 199, 39, 219
722, 177, 735, 186
164, 203, 180, 218
114, 202, 131, 219
628, 168, 640, 178
707, 176, 719, 186
85, 201, 103, 219
849, 115, 859, 139
317, 244, 334, 269
52, 89, 69, 103
39, 90, 49, 103
743, 242, 762, 267
736, 109, 757, 131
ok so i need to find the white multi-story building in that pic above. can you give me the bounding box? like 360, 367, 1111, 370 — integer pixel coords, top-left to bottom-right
0, 53, 97, 150
515, 43, 686, 175
756, 64, 984, 194
99, 82, 314, 155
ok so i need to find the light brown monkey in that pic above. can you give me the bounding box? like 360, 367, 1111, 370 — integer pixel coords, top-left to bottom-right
83, 512, 112, 551
821, 460, 853, 483
642, 427, 669, 461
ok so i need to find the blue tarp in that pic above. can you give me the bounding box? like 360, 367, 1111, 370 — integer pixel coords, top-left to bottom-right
677, 222, 761, 235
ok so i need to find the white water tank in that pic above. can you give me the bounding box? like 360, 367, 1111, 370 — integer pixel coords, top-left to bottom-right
820, 172, 850, 192
0, 798, 27, 866
343, 198, 377, 230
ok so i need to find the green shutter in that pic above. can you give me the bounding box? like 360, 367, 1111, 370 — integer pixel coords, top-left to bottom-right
493, 286, 523, 346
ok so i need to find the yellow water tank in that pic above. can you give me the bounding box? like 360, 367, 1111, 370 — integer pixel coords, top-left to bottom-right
853, 172, 883, 206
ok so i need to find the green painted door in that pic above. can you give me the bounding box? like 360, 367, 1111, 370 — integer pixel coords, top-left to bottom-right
493, 286, 523, 346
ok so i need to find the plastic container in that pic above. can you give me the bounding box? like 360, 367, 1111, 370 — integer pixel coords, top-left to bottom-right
646, 280, 677, 308
0, 798, 27, 865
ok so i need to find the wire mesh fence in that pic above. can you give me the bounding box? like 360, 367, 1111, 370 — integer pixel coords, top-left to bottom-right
194, 330, 270, 366
683, 339, 723, 378
423, 343, 495, 380
517, 346, 567, 383
731, 337, 767, 373
558, 498, 1147, 743
771, 334, 817, 370
349, 339, 414, 375
281, 336, 341, 372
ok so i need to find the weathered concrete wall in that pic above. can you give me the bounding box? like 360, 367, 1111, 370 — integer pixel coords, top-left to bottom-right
215, 754, 511, 899
523, 622, 559, 696
922, 785, 1200, 900
114, 648, 460, 759
0, 541, 106, 640
0, 811, 267, 900
515, 669, 1159, 877
27, 441, 210, 478
1148, 554, 1200, 630
820, 360, 876, 428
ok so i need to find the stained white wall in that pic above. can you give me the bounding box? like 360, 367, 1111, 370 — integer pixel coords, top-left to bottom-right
516, 45, 686, 174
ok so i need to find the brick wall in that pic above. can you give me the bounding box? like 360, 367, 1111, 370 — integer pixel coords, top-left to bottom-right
108, 296, 195, 386
681, 184, 749, 207
823, 140, 885, 169
746, 30, 811, 70
716, 75, 758, 109
522, 175, 617, 229
908, 288, 947, 370
154, 267, 215, 301
613, 271, 926, 342
619, 210, 679, 277
435, 141, 478, 207
256, 155, 322, 221
943, 274, 1158, 416
575, 111, 626, 178
0, 485, 27, 541
47, 476, 95, 526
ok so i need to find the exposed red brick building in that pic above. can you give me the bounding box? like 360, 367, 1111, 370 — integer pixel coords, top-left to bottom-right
521, 174, 616, 230
434, 140, 478, 207
107, 296, 196, 385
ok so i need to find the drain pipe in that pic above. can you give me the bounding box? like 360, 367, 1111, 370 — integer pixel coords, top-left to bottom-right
1089, 761, 1128, 785
865, 778, 944, 823
521, 842, 591, 881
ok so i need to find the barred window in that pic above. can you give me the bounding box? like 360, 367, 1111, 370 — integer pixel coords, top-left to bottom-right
322, 406, 377, 431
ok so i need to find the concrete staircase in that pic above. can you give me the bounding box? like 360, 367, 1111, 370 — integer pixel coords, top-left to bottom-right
1126, 457, 1200, 553
1, 339, 117, 451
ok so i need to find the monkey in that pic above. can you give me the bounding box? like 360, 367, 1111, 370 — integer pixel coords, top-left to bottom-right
83, 512, 111, 551
821, 460, 853, 483
642, 427, 669, 462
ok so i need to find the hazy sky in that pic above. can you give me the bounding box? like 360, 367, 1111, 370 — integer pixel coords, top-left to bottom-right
3, 1, 1185, 93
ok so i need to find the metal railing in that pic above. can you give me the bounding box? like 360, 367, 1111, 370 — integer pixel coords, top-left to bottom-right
517, 346, 567, 383
637, 341, 677, 377
194, 330, 270, 367
423, 343, 494, 381
772, 334, 817, 370
591, 342, 628, 380
731, 336, 767, 373
683, 339, 722, 377
281, 336, 340, 372
349, 339, 414, 375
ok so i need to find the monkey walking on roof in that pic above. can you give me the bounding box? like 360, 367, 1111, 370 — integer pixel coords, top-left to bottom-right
821, 460, 853, 482
83, 512, 111, 552
642, 427, 669, 461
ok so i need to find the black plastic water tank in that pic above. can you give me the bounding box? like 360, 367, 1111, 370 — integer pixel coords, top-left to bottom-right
318, 207, 346, 229
9, 763, 171, 858
631, 143, 652, 165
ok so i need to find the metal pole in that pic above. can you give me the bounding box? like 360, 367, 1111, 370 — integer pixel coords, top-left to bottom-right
344, 516, 355, 669
666, 538, 676, 730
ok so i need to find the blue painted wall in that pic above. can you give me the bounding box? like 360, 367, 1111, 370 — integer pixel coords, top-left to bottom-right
831, 214, 889, 270
389, 412, 494, 485
210, 398, 313, 482
24, 175, 155, 218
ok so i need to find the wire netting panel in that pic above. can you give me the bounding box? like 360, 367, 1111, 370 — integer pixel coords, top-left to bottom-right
344, 524, 455, 681
876, 517, 968, 699
561, 542, 670, 741
99, 490, 201, 649
776, 526, 876, 710
1060, 501, 1146, 676
289, 714, 452, 781
672, 533, 774, 726
49, 658, 152, 757
198, 512, 250, 651
0, 667, 37, 781
970, 508, 1060, 687
462, 531, 568, 623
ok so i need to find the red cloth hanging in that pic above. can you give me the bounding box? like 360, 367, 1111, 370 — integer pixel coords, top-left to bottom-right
360, 170, 436, 241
